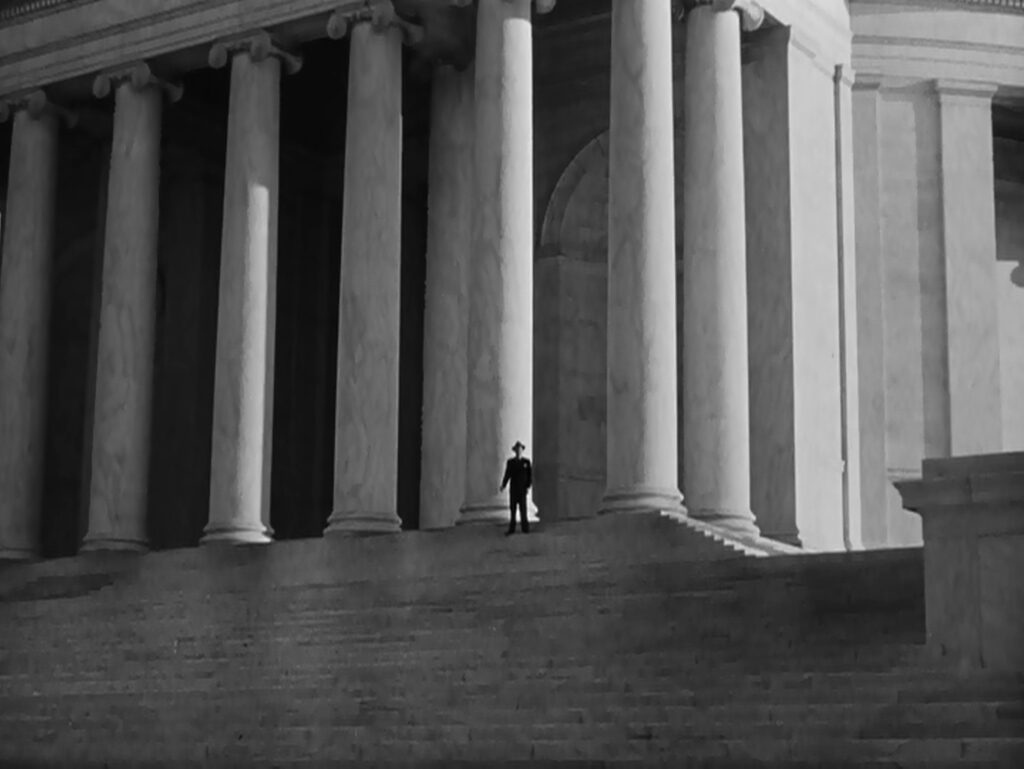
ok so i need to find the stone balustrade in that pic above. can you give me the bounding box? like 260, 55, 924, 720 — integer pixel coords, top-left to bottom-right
897, 452, 1024, 671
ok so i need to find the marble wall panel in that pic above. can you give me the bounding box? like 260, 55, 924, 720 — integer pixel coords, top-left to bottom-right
994, 150, 1024, 451
743, 31, 845, 550
878, 87, 937, 546
937, 87, 1002, 455
852, 80, 890, 549
978, 533, 1024, 670
788, 49, 844, 551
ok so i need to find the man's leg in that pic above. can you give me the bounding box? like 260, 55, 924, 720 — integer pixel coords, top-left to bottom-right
507, 497, 516, 534
517, 496, 529, 533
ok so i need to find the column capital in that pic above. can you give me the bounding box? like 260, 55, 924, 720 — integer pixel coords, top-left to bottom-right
676, 0, 764, 31
93, 61, 183, 103
327, 0, 425, 45
450, 0, 556, 12
0, 88, 76, 126
209, 30, 303, 75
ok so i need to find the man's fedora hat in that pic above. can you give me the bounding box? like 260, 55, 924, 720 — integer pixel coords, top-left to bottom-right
512, 441, 526, 451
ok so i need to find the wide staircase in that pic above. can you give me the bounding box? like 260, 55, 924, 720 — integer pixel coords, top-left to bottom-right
0, 513, 1022, 766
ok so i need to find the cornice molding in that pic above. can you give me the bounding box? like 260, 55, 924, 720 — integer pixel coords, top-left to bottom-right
850, 0, 1024, 11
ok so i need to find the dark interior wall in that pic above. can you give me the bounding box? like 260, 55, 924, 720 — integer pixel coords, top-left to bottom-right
148, 66, 229, 550
398, 54, 430, 531
271, 38, 346, 540
40, 119, 107, 558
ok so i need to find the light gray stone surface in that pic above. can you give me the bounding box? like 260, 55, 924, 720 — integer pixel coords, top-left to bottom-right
419, 64, 473, 531
326, 18, 403, 536
203, 39, 283, 545
83, 69, 165, 553
0, 100, 57, 559
600, 0, 682, 517
681, 3, 757, 536
898, 452, 1024, 671
461, 0, 537, 525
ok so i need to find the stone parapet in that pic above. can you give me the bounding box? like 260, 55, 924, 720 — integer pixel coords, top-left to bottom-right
897, 452, 1024, 671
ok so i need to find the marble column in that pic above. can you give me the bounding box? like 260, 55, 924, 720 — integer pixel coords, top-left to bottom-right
681, 0, 762, 536
0, 92, 61, 559
935, 80, 1002, 455
419, 64, 474, 530
82, 64, 181, 552
324, 6, 404, 535
202, 32, 300, 545
600, 0, 682, 515
460, 0, 550, 525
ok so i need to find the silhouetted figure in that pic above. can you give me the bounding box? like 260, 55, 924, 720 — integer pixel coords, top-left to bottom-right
501, 441, 532, 535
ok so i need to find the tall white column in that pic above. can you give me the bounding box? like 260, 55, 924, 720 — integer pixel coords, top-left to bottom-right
460, 0, 550, 524
83, 64, 180, 552
600, 0, 682, 516
324, 5, 404, 535
0, 92, 61, 560
419, 64, 474, 530
682, 0, 762, 536
202, 32, 300, 545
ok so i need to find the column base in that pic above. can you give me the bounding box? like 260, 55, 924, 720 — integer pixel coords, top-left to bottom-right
200, 523, 273, 546
459, 495, 540, 525
0, 546, 38, 561
80, 535, 148, 554
599, 486, 685, 516
688, 508, 760, 538
324, 511, 402, 536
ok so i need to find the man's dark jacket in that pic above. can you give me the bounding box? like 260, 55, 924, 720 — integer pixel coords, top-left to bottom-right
501, 457, 532, 498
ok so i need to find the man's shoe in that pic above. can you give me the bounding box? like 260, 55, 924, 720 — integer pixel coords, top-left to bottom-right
505, 528, 515, 536
522, 527, 530, 534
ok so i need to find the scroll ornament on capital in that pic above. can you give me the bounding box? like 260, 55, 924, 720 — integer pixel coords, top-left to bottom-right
208, 30, 303, 74
327, 0, 422, 43
674, 0, 765, 31
93, 61, 184, 102
0, 88, 76, 126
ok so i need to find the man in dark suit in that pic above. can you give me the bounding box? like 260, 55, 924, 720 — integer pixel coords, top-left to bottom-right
500, 441, 532, 535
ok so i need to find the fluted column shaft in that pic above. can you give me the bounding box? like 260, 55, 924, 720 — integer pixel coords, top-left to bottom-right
326, 17, 404, 535
461, 0, 536, 524
204, 41, 284, 544
601, 0, 683, 515
0, 101, 58, 559
83, 73, 165, 552
419, 64, 474, 530
682, 2, 759, 535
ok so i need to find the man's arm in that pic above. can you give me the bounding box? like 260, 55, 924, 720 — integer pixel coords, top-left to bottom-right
500, 460, 511, 491
525, 459, 532, 490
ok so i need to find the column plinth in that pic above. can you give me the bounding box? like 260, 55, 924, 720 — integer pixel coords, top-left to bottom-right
325, 16, 404, 537
0, 93, 59, 560
681, 4, 759, 536
203, 33, 296, 545
600, 0, 683, 518
419, 64, 474, 531
83, 64, 175, 553
459, 0, 538, 525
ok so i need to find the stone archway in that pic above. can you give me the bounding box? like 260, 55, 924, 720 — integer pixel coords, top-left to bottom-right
534, 132, 611, 521
535, 128, 685, 521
